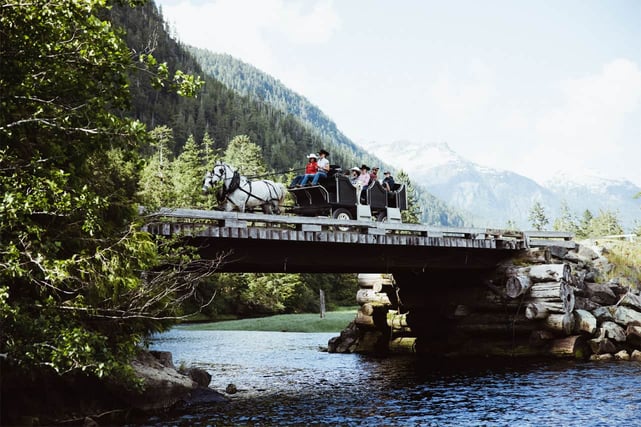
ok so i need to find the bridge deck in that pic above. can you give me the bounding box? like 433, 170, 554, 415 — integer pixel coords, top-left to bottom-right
142, 208, 574, 273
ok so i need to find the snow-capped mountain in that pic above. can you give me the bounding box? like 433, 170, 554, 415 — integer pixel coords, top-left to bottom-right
367, 141, 640, 231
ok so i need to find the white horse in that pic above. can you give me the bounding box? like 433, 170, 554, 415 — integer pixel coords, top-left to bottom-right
202, 161, 286, 214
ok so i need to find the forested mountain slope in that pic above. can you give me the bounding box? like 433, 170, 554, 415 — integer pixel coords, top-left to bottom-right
109, 2, 465, 226
188, 50, 467, 226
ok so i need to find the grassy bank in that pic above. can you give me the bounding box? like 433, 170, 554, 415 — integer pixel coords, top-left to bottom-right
178, 307, 357, 333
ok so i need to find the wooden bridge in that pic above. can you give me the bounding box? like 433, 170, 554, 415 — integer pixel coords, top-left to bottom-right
143, 208, 584, 357
142, 208, 574, 274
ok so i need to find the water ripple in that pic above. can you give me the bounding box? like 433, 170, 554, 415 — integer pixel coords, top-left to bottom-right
128, 329, 641, 426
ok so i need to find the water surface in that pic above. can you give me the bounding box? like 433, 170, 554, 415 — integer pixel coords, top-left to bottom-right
134, 328, 641, 426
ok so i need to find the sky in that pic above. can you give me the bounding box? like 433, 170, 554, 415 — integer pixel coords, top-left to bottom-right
155, 0, 641, 186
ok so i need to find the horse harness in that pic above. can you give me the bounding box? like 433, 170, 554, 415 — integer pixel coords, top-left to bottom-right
213, 165, 282, 208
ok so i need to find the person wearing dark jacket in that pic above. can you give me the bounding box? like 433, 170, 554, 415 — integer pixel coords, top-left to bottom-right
382, 171, 395, 191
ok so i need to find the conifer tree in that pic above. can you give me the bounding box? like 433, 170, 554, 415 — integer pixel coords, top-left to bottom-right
138, 126, 176, 208
396, 170, 421, 224
528, 201, 549, 231
223, 135, 267, 177
202, 130, 217, 168
553, 200, 578, 234
577, 209, 594, 238
588, 209, 624, 237
171, 134, 206, 207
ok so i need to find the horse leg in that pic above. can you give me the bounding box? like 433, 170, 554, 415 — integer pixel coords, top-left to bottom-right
262, 203, 272, 214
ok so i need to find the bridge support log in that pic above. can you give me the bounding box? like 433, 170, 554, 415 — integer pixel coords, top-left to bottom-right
542, 312, 575, 335
389, 337, 417, 353
329, 241, 641, 360
356, 289, 391, 306
548, 335, 589, 358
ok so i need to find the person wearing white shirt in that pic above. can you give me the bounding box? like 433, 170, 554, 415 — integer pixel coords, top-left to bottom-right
300, 149, 330, 186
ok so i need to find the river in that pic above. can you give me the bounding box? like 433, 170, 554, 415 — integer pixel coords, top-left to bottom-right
133, 327, 641, 426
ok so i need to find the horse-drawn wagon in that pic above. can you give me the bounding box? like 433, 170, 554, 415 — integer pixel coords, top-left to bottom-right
203, 162, 408, 222
287, 167, 407, 222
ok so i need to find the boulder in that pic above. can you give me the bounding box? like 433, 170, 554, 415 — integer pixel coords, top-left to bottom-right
577, 245, 600, 261
590, 353, 613, 361
585, 282, 617, 306
614, 350, 630, 361
180, 367, 212, 388
328, 322, 360, 353
601, 321, 626, 342
631, 350, 641, 362
124, 350, 198, 411
626, 324, 641, 348
614, 306, 641, 327
591, 306, 614, 323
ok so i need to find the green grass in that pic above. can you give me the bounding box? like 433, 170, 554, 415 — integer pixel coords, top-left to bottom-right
178, 307, 358, 333
599, 239, 641, 288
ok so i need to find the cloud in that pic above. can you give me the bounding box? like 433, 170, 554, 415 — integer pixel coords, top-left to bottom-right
537, 59, 641, 150
158, 0, 340, 77
428, 60, 496, 120
534, 58, 641, 165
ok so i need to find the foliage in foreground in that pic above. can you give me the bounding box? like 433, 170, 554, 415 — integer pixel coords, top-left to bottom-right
0, 0, 206, 387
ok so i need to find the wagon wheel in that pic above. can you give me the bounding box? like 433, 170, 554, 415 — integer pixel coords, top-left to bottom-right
332, 208, 353, 231
376, 211, 388, 222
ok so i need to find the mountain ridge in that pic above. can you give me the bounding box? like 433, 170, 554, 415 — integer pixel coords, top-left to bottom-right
368, 140, 640, 231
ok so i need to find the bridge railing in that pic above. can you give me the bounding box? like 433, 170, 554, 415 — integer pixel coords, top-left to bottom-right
142, 208, 575, 249
523, 230, 576, 249
143, 208, 523, 239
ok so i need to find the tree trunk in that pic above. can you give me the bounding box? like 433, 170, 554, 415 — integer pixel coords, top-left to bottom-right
529, 281, 564, 299
547, 335, 589, 359
525, 301, 565, 320
560, 281, 575, 313
387, 312, 409, 328
357, 273, 393, 292
354, 310, 375, 328
542, 312, 575, 335
388, 337, 416, 353
505, 274, 532, 298
515, 263, 571, 283
356, 289, 391, 306
520, 247, 551, 264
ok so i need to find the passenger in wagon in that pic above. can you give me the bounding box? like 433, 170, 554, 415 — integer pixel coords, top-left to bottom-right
300, 149, 330, 186
349, 167, 361, 185
357, 164, 371, 188
369, 167, 379, 186
289, 153, 318, 188
382, 171, 395, 191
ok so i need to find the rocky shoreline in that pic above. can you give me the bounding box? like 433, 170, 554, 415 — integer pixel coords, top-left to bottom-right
2, 350, 227, 426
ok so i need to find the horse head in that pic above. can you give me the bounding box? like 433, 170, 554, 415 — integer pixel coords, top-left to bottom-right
202, 171, 214, 193
202, 161, 233, 193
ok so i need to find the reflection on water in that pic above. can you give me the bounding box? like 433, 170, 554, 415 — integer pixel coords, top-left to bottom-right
133, 328, 641, 426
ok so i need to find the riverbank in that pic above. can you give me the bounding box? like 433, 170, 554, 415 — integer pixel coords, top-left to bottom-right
179, 307, 358, 333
